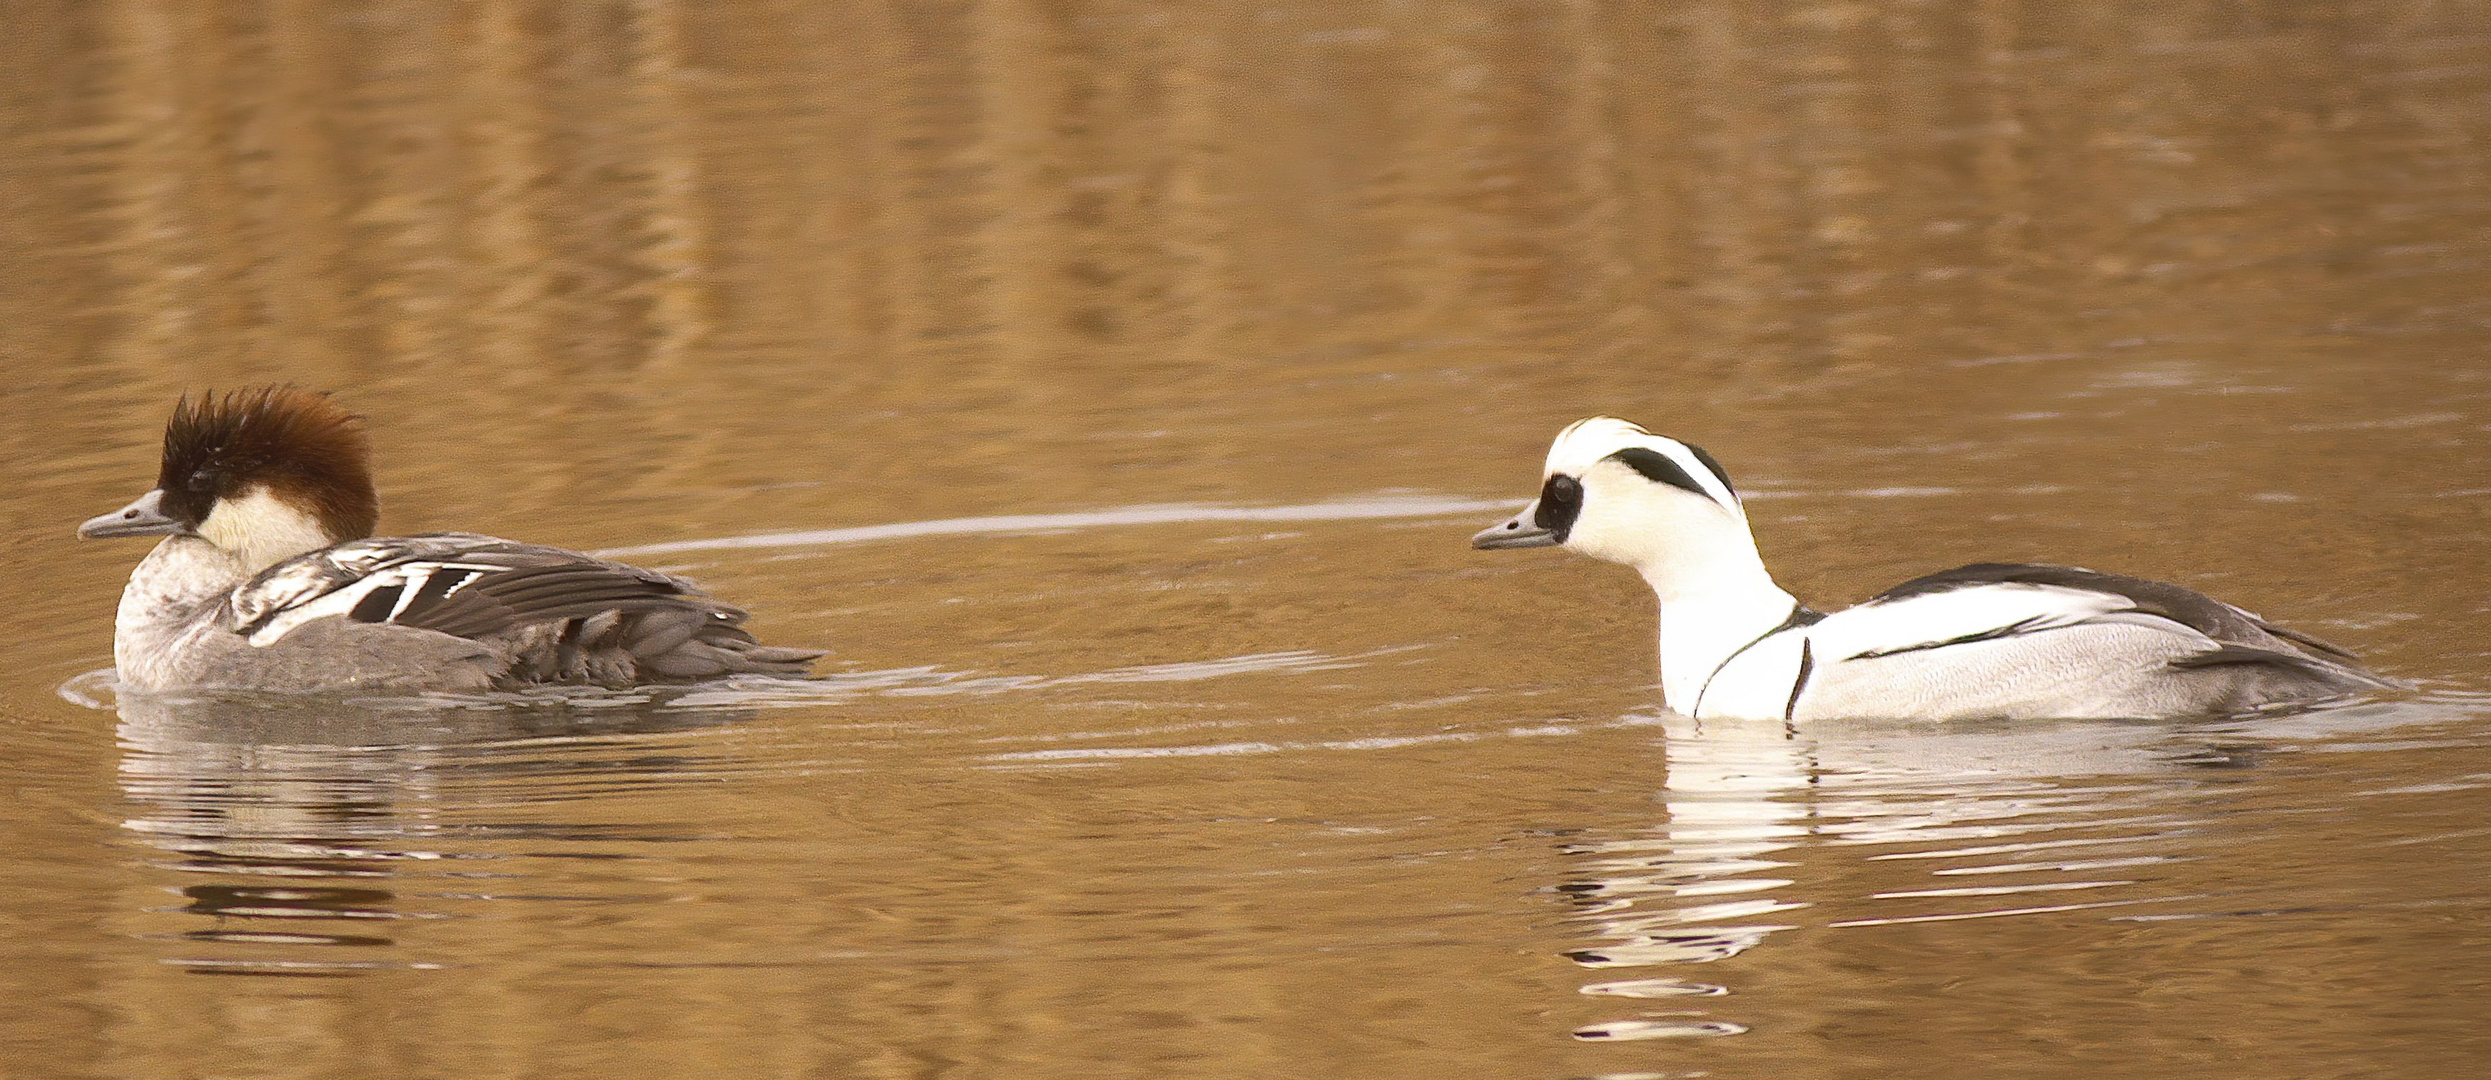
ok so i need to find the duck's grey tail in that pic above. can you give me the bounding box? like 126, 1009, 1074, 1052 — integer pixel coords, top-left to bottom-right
492, 604, 825, 687
2167, 641, 2401, 714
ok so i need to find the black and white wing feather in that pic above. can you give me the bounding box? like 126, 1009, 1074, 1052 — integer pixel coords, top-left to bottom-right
231, 533, 821, 685
1857, 563, 2371, 663
1818, 562, 2389, 694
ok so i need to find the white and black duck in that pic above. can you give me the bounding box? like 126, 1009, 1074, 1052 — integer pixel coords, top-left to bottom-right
1472, 417, 2392, 721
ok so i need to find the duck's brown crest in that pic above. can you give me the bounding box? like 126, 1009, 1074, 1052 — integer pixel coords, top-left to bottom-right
158, 387, 379, 540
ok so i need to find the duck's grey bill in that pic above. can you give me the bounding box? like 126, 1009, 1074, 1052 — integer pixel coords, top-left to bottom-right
79, 489, 185, 539
1471, 508, 1559, 550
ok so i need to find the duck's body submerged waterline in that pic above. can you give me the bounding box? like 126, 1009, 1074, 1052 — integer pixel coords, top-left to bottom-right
82, 388, 822, 694
1473, 417, 2393, 722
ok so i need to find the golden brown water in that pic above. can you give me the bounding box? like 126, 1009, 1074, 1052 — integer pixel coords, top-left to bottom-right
4, 1, 2490, 1076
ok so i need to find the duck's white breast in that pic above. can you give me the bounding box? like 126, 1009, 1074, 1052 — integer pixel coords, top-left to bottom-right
1689, 630, 1810, 721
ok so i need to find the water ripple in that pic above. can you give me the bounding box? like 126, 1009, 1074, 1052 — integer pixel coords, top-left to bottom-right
594, 493, 1511, 557
1572, 1017, 1750, 1040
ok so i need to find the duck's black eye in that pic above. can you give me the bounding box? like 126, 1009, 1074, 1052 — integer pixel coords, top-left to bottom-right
188, 468, 219, 493
1534, 473, 1584, 540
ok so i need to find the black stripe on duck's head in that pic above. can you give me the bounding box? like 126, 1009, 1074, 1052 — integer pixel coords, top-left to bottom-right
1548, 417, 1739, 512
156, 387, 379, 544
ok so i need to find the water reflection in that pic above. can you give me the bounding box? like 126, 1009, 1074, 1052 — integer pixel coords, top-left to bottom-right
112, 688, 742, 977
1556, 715, 1811, 1041
1554, 703, 2459, 1043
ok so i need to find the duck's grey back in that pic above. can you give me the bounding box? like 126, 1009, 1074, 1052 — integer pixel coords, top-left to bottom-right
228, 534, 822, 691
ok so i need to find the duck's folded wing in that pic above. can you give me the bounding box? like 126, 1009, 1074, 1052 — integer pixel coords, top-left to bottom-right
1831, 562, 2387, 694
1814, 577, 2140, 662
1862, 562, 2366, 659
231, 534, 821, 680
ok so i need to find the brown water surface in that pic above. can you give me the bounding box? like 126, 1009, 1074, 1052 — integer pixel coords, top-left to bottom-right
3, 2, 2489, 1077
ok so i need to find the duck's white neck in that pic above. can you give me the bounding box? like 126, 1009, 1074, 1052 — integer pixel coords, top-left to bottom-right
1637, 546, 1798, 716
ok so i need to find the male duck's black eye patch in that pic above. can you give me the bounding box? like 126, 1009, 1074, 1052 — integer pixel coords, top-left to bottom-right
1535, 474, 1584, 539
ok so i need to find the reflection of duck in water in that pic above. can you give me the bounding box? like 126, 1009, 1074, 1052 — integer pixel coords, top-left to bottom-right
1552, 701, 2434, 1042
1557, 714, 1811, 1039
1554, 711, 2122, 1040
1475, 418, 2393, 721
78, 387, 821, 693
114, 690, 743, 974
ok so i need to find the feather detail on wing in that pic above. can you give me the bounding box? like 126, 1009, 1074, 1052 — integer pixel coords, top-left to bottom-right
1814, 581, 2136, 663
230, 533, 822, 684
1833, 562, 2390, 690
1867, 562, 2365, 650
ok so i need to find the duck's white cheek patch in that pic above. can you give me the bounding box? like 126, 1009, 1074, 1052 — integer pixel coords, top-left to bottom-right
198, 487, 334, 571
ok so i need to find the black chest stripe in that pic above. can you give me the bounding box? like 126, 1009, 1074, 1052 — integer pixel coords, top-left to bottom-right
1691, 603, 1825, 716
1784, 639, 1815, 722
